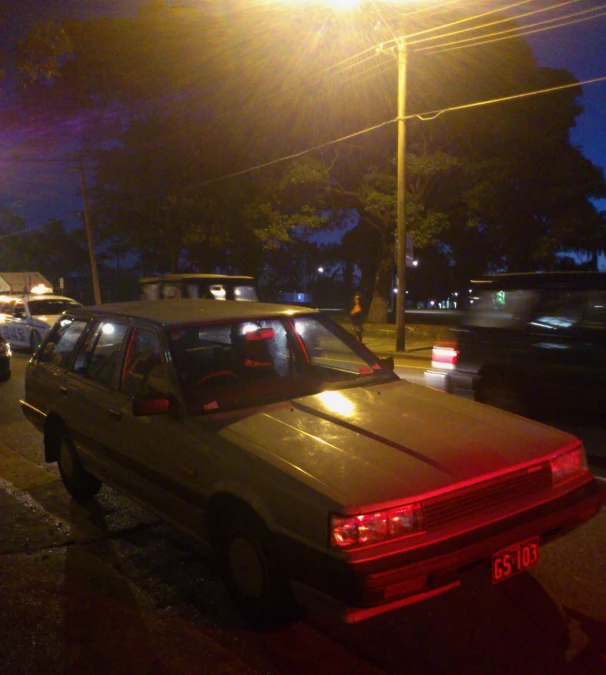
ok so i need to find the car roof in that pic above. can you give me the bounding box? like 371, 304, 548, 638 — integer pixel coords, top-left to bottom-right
139, 274, 255, 283
70, 300, 319, 326
25, 294, 82, 301
471, 271, 606, 291
2, 294, 81, 303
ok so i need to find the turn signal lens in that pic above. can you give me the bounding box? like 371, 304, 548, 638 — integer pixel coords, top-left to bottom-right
550, 447, 588, 486
331, 503, 424, 549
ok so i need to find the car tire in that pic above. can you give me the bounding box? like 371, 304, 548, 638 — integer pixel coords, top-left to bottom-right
477, 378, 529, 417
0, 371, 10, 382
57, 433, 102, 502
217, 507, 300, 629
30, 330, 42, 353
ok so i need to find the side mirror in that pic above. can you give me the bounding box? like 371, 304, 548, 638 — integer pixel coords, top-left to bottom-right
379, 355, 395, 372
133, 395, 171, 416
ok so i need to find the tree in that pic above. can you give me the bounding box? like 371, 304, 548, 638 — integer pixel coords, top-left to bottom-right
0, 216, 89, 290
6, 2, 604, 314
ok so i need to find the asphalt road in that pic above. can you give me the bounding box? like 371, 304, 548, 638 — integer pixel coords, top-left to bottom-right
1, 351, 605, 675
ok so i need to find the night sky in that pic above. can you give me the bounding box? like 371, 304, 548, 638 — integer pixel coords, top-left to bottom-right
0, 1, 605, 270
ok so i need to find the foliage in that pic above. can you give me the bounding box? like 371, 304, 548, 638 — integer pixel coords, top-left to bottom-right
0, 215, 89, 288
5, 2, 605, 316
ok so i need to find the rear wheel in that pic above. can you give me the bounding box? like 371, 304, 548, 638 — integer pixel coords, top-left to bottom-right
57, 433, 102, 502
216, 507, 300, 629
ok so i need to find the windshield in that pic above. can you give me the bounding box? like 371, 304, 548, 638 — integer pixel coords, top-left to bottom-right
168, 315, 395, 414
28, 299, 82, 316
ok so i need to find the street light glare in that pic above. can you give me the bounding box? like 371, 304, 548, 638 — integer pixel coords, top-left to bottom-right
280, 0, 360, 9
328, 0, 360, 9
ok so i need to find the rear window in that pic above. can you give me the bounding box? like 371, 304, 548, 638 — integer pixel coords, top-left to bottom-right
28, 299, 81, 316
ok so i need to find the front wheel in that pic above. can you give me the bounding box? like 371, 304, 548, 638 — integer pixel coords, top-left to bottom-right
57, 433, 102, 502
217, 508, 300, 629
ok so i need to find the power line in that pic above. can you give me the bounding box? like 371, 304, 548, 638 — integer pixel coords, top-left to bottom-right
99, 72, 606, 208
417, 6, 606, 55
6, 70, 605, 209
407, 0, 585, 47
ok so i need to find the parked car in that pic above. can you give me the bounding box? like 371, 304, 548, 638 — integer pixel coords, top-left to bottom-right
0, 294, 82, 352
138, 274, 258, 302
0, 333, 11, 381
20, 299, 605, 626
424, 272, 606, 430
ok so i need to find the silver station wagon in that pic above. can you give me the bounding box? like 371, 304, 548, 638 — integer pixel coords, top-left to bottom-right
20, 300, 606, 627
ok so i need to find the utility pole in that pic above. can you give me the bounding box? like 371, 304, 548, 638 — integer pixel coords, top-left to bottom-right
378, 36, 407, 351
78, 152, 102, 304
395, 37, 407, 352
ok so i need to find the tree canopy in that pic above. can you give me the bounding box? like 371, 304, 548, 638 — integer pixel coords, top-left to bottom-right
4, 1, 605, 315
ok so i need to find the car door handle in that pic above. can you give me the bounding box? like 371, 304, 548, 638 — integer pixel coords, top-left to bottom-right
59, 386, 68, 396
107, 408, 122, 421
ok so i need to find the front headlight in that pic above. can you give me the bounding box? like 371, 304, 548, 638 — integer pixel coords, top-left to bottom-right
550, 446, 588, 487
330, 503, 425, 550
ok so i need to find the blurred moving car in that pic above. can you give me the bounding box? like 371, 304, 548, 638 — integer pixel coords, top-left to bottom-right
20, 299, 605, 626
0, 294, 82, 352
138, 273, 258, 301
0, 333, 11, 381
425, 272, 606, 428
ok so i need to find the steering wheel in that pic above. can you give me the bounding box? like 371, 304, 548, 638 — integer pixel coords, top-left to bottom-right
197, 370, 240, 386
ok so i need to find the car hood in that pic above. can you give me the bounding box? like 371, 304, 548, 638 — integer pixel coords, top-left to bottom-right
215, 380, 578, 510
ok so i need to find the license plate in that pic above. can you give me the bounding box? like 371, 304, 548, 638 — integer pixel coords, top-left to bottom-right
492, 536, 540, 584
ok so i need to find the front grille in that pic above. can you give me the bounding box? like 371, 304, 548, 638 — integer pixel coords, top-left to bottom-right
423, 462, 552, 531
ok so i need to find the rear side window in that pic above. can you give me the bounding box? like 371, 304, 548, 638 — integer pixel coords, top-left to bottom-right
233, 285, 258, 301
38, 317, 89, 368
464, 290, 539, 328
121, 328, 172, 397
72, 320, 129, 389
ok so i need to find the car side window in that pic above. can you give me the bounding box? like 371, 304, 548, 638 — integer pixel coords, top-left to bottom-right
72, 320, 129, 389
532, 291, 586, 329
162, 284, 182, 299
13, 303, 26, 319
121, 328, 171, 397
38, 317, 89, 368
1, 301, 15, 316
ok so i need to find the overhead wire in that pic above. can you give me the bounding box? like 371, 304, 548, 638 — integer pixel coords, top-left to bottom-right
319, 1, 590, 90
5, 1, 605, 209
416, 5, 606, 55
407, 0, 584, 47
97, 71, 606, 208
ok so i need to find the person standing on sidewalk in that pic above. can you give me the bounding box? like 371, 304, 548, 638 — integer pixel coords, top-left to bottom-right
350, 292, 365, 343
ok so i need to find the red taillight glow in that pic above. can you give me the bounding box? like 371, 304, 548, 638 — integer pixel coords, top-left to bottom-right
331, 503, 425, 549
245, 327, 275, 341
550, 447, 588, 486
431, 341, 458, 370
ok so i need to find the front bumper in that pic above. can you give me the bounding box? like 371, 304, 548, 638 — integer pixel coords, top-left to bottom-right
424, 368, 452, 393
288, 478, 606, 623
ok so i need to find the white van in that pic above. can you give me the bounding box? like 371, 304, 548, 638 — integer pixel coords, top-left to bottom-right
138, 274, 258, 302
